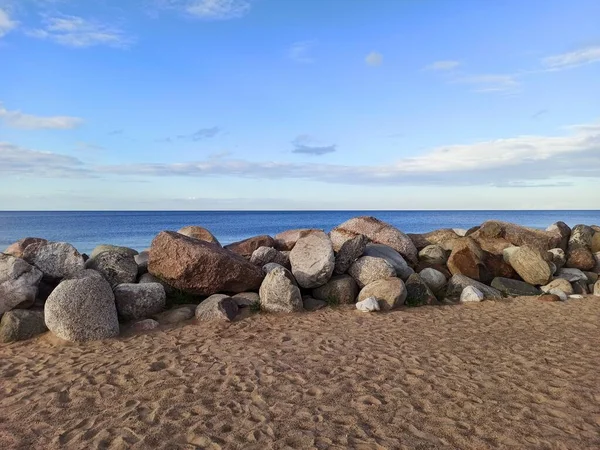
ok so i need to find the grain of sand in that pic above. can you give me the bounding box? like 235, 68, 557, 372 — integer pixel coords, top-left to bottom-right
1, 297, 600, 449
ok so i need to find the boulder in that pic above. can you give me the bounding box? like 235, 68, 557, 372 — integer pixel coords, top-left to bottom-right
548, 248, 566, 270
404, 273, 438, 306
555, 268, 587, 282
225, 235, 276, 258
289, 231, 335, 289
302, 295, 327, 311
408, 229, 461, 251
178, 226, 221, 246
548, 289, 568, 301
356, 297, 380, 312
594, 280, 600, 296
66, 269, 105, 280
0, 309, 47, 343
114, 283, 166, 321
262, 262, 289, 275
569, 294, 584, 299
348, 256, 396, 288
541, 278, 573, 295
592, 232, 600, 253
232, 292, 260, 307
470, 221, 562, 255
572, 280, 589, 295
259, 266, 303, 313
130, 319, 160, 332
135, 251, 149, 275
138, 273, 175, 295
415, 262, 451, 279
0, 254, 42, 315
453, 228, 468, 237
330, 216, 418, 265
357, 277, 406, 311
505, 246, 552, 285
362, 244, 414, 280
334, 234, 368, 275
90, 244, 138, 260
592, 252, 600, 273
418, 268, 447, 295
584, 271, 598, 284
86, 251, 138, 288
149, 231, 264, 295
460, 286, 484, 303
482, 253, 518, 282
195, 294, 239, 322
490, 277, 541, 297
566, 225, 595, 270
4, 237, 48, 258
445, 274, 502, 300
44, 277, 119, 342
312, 274, 359, 305
22, 241, 85, 282
153, 305, 195, 325
250, 246, 289, 268
274, 228, 323, 251
546, 221, 571, 251
418, 245, 448, 265
447, 238, 485, 281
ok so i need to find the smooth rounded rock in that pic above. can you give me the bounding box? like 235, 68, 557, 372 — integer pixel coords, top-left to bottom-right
0, 309, 47, 343
460, 286, 484, 303
90, 244, 138, 260
362, 244, 414, 280
418, 245, 448, 265
506, 246, 552, 285
250, 246, 289, 268
225, 235, 276, 258
404, 273, 438, 306
86, 251, 138, 288
23, 241, 85, 281
0, 253, 43, 315
356, 297, 380, 312
541, 278, 573, 295
490, 277, 541, 297
419, 268, 447, 295
114, 283, 166, 321
259, 267, 303, 313
289, 231, 335, 289
312, 274, 359, 305
195, 294, 239, 322
334, 234, 368, 275
357, 277, 406, 311
348, 256, 396, 288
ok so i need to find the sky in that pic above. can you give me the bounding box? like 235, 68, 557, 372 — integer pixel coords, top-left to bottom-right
0, 0, 599, 210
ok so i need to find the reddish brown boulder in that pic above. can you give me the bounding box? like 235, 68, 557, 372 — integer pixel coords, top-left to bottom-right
274, 228, 323, 251
470, 221, 562, 256
224, 235, 276, 258
538, 294, 561, 302
329, 216, 418, 265
178, 226, 221, 246
565, 225, 595, 270
408, 229, 461, 251
4, 237, 48, 258
447, 238, 485, 281
149, 231, 264, 295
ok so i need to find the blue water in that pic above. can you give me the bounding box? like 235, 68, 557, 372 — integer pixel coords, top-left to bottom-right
1, 211, 599, 254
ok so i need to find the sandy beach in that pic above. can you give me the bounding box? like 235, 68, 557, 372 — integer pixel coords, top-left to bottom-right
1, 297, 599, 449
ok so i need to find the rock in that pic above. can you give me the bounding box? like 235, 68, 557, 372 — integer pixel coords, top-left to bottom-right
569, 294, 584, 299
470, 220, 562, 255
583, 271, 598, 284
138, 273, 175, 295
224, 235, 276, 258
130, 319, 160, 332
538, 294, 561, 302
178, 226, 221, 246
483, 253, 518, 282
303, 295, 327, 311
572, 280, 589, 295
153, 305, 195, 325
502, 246, 520, 263
4, 237, 48, 258
66, 269, 104, 280
460, 286, 484, 303
149, 231, 264, 295
22, 241, 85, 282
0, 309, 47, 343
447, 238, 485, 281
259, 266, 303, 313
408, 229, 461, 251
35, 280, 56, 303
135, 251, 149, 275
418, 268, 447, 295
330, 216, 418, 265
490, 277, 541, 296
548, 289, 568, 301
541, 278, 574, 295
546, 221, 571, 250
334, 234, 368, 275
250, 246, 289, 268
453, 228, 468, 237
415, 262, 451, 279
594, 280, 600, 296
357, 277, 406, 310
312, 275, 359, 305
274, 228, 323, 251
348, 256, 396, 288
356, 297, 380, 312
263, 262, 286, 275
555, 268, 587, 282
404, 273, 438, 306
362, 244, 414, 280
566, 225, 595, 270
44, 277, 119, 342
445, 274, 502, 300
592, 253, 600, 273
506, 246, 552, 285
232, 292, 260, 307
418, 245, 448, 265
90, 244, 138, 260
195, 294, 239, 322
289, 231, 335, 289
0, 254, 42, 315
548, 248, 566, 270
86, 251, 138, 288
114, 283, 166, 321
592, 232, 600, 253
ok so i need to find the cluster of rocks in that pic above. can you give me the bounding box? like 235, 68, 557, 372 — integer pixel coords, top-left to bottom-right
1, 217, 599, 343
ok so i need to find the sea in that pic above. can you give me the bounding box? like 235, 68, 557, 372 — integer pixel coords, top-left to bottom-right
1, 210, 599, 255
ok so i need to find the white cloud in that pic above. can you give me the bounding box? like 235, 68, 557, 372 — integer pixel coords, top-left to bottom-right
425, 60, 460, 71
455, 74, 520, 93
288, 40, 316, 63
0, 8, 17, 37
0, 103, 83, 129
543, 46, 600, 70
0, 142, 88, 177
365, 51, 383, 67
27, 14, 133, 48
159, 0, 251, 20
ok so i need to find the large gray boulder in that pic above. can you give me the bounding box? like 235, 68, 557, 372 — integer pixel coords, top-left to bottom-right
490, 277, 541, 297
312, 274, 359, 305
114, 283, 166, 321
44, 277, 119, 342
357, 277, 406, 311
90, 244, 138, 260
445, 274, 502, 301
22, 241, 85, 281
418, 268, 447, 295
0, 309, 47, 343
505, 246, 552, 285
250, 246, 289, 268
289, 231, 335, 289
334, 234, 368, 275
195, 294, 238, 322
555, 268, 587, 282
0, 253, 42, 315
86, 251, 138, 287
348, 256, 396, 288
418, 245, 448, 265
362, 244, 414, 280
138, 272, 175, 295
404, 273, 438, 306
259, 266, 303, 313
135, 251, 149, 275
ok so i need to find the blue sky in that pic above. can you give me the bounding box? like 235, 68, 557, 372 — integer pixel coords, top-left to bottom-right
1, 0, 599, 210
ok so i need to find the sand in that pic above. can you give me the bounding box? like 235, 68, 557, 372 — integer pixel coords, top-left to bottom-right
1, 297, 600, 450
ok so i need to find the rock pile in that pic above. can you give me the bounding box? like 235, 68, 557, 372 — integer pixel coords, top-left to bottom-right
1, 216, 599, 343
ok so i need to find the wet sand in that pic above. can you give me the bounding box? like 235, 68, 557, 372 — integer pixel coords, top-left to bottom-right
1, 297, 600, 449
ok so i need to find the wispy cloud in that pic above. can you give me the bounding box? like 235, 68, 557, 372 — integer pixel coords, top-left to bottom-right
542, 45, 600, 70
531, 109, 549, 119
75, 142, 105, 152
454, 74, 520, 93
291, 135, 337, 156
0, 103, 83, 129
108, 129, 123, 135
0, 141, 89, 177
0, 8, 17, 38
158, 0, 251, 20
178, 126, 220, 141
27, 14, 134, 48
288, 40, 316, 64
365, 51, 383, 67
424, 60, 460, 71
